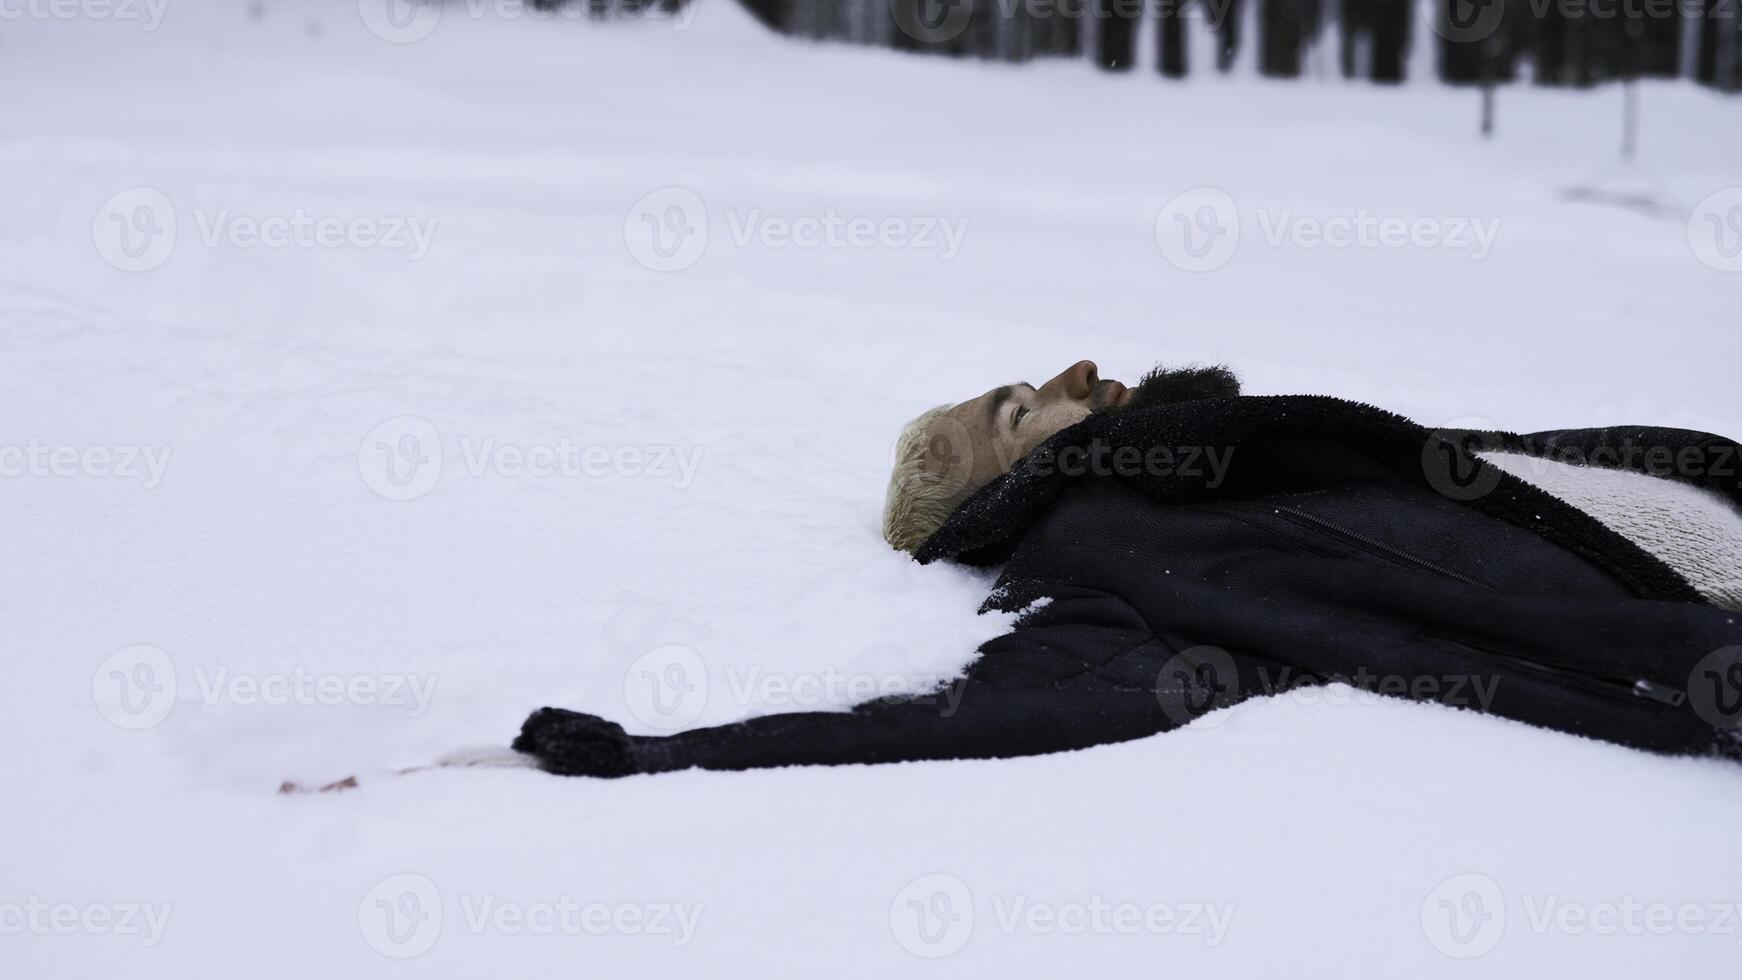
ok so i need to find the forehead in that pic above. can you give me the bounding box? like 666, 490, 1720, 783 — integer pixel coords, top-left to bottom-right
950, 382, 1031, 419
939, 383, 1027, 450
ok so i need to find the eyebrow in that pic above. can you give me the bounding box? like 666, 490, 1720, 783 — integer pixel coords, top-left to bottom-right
986, 383, 1034, 427
986, 386, 1013, 425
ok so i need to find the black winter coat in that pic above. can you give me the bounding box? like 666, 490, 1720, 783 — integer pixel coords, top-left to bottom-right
515, 396, 1742, 776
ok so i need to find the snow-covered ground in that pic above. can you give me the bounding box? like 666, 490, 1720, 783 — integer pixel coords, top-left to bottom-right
3, 1, 1741, 976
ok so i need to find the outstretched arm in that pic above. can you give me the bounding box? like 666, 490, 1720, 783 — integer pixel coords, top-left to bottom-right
512, 587, 1194, 777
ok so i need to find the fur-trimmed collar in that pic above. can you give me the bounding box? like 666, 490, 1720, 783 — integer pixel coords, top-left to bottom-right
916, 395, 1742, 609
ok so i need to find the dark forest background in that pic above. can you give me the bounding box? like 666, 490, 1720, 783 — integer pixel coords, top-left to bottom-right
579, 0, 1742, 92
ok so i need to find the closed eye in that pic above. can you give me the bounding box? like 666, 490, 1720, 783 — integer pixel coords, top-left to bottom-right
1010, 405, 1029, 429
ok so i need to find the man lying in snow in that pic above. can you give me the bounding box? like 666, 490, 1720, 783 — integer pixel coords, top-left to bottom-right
511, 361, 1742, 777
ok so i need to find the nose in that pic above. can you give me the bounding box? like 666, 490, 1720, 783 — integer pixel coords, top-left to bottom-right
1038, 360, 1099, 401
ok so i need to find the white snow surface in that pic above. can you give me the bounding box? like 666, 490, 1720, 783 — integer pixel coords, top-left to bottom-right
3, 2, 1742, 977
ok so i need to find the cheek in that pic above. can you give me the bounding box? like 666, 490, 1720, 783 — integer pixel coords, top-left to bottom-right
1024, 406, 1092, 448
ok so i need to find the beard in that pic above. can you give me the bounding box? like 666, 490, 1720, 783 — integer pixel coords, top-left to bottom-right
1099, 362, 1241, 413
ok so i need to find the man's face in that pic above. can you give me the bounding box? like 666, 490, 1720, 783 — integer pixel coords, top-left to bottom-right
931, 359, 1131, 492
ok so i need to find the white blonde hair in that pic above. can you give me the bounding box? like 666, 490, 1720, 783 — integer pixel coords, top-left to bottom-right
882, 405, 972, 553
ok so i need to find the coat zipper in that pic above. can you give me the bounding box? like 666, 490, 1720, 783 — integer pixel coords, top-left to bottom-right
1420, 629, 1687, 707
1271, 505, 1496, 592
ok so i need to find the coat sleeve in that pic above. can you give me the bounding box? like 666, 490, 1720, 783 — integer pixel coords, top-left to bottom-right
511, 587, 1202, 777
